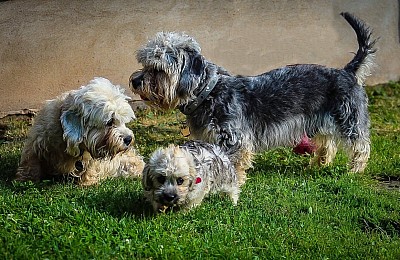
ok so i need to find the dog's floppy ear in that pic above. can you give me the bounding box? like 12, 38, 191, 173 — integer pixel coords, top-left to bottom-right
177, 53, 206, 98
142, 164, 152, 191
60, 109, 84, 158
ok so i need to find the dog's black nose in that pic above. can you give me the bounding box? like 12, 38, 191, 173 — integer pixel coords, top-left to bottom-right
163, 193, 178, 203
123, 135, 132, 146
75, 160, 84, 171
130, 72, 144, 90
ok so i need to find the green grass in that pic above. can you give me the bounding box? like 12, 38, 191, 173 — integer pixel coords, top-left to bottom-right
0, 82, 399, 259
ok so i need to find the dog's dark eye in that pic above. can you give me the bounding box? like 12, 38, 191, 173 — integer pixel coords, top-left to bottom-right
106, 118, 114, 127
176, 177, 184, 185
157, 175, 166, 183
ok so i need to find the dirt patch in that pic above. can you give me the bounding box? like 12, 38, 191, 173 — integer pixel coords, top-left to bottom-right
360, 217, 400, 237
0, 114, 33, 141
0, 109, 38, 120
375, 176, 400, 191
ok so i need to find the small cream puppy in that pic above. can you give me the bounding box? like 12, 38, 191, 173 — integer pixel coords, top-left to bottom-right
15, 77, 144, 185
142, 140, 240, 213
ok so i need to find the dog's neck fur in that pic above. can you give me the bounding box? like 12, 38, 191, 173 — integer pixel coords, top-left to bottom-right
178, 63, 228, 115
178, 75, 218, 115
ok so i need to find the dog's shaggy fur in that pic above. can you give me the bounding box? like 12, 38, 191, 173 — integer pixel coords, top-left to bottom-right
15, 77, 144, 185
130, 12, 377, 184
142, 140, 239, 213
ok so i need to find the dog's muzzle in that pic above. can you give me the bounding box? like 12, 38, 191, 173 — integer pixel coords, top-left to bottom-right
160, 192, 179, 206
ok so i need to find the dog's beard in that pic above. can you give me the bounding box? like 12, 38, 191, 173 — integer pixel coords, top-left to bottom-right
151, 185, 175, 213
150, 182, 190, 213
133, 69, 182, 110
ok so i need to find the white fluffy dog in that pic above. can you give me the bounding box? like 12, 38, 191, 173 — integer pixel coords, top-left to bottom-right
142, 140, 240, 213
15, 77, 144, 185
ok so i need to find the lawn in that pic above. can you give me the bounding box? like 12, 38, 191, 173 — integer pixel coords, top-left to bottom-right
0, 82, 399, 259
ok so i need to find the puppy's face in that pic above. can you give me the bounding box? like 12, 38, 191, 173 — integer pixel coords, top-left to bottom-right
142, 145, 197, 213
60, 77, 136, 159
130, 32, 205, 110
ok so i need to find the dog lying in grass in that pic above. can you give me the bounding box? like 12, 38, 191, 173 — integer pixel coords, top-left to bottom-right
15, 77, 144, 185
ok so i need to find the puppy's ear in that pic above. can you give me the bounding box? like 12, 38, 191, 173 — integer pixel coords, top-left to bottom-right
142, 165, 152, 191
60, 109, 84, 158
177, 53, 206, 98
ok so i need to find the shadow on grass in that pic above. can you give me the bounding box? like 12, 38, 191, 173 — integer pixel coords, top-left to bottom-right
249, 147, 350, 180
0, 148, 21, 187
7, 177, 156, 219
75, 186, 155, 219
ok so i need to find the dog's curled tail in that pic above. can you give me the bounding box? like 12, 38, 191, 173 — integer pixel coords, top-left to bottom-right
341, 12, 377, 86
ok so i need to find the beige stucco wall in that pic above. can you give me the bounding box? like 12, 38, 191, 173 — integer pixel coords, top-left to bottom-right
0, 0, 399, 115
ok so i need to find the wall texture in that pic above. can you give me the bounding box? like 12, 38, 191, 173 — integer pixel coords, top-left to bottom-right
0, 0, 399, 115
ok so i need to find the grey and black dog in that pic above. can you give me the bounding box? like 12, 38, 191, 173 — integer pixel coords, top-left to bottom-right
130, 12, 377, 184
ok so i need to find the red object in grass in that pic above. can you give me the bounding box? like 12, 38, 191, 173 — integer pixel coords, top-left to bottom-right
293, 135, 317, 155
195, 177, 202, 184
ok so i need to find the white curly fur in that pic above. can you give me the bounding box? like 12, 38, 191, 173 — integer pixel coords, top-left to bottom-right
15, 77, 144, 185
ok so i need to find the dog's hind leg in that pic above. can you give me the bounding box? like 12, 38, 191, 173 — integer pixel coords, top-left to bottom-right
310, 134, 338, 168
347, 138, 370, 173
233, 148, 254, 186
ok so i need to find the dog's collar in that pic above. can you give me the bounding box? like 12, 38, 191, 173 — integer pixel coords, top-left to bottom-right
178, 75, 219, 115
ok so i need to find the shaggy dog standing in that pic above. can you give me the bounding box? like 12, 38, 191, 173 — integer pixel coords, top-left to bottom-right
130, 13, 377, 185
15, 77, 144, 185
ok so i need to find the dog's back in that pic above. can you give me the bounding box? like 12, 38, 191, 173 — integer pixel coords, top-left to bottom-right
181, 140, 237, 184
198, 12, 376, 173
181, 140, 239, 201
